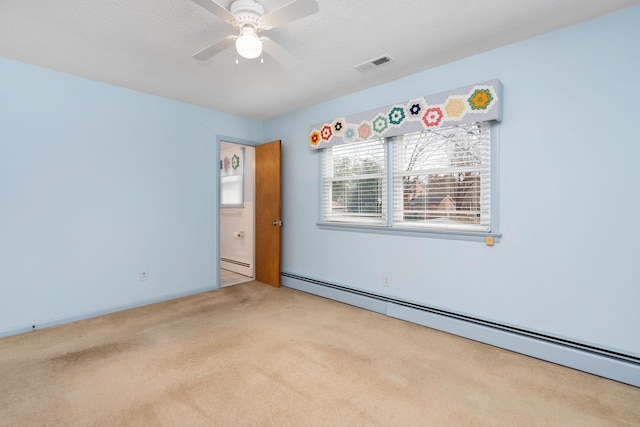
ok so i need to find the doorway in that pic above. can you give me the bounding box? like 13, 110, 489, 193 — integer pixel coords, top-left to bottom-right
220, 141, 255, 287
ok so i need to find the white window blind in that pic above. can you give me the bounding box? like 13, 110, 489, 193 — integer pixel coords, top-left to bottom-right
322, 138, 386, 224
392, 122, 490, 231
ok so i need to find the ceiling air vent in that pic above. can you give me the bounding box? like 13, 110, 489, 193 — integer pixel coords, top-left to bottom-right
354, 55, 393, 72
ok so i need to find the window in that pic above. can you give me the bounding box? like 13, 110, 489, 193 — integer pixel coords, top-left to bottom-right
221, 146, 244, 207
321, 121, 493, 236
393, 121, 490, 232
322, 138, 386, 225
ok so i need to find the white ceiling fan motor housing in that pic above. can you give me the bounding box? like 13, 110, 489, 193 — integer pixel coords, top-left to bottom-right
230, 0, 265, 29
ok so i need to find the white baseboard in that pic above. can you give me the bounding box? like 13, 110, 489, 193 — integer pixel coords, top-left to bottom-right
221, 258, 253, 277
281, 273, 640, 388
0, 285, 219, 339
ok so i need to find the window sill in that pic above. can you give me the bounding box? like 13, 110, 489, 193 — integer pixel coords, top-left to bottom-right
317, 222, 501, 243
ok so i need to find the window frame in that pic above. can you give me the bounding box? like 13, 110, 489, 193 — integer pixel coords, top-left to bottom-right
317, 121, 501, 243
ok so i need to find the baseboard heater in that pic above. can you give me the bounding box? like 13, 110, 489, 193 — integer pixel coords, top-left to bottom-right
221, 257, 253, 277
281, 272, 640, 388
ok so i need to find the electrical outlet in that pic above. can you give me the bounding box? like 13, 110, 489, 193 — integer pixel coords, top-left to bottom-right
383, 275, 390, 287
140, 271, 148, 281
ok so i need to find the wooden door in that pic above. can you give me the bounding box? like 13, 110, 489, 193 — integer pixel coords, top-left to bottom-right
255, 140, 282, 287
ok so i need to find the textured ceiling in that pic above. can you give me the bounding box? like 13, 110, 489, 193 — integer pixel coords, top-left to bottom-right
1, 0, 638, 120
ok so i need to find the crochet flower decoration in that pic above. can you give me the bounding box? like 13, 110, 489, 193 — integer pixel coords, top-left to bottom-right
388, 106, 406, 126
422, 107, 444, 128
358, 122, 372, 140
320, 125, 333, 141
309, 130, 321, 147
468, 88, 494, 110
372, 115, 389, 134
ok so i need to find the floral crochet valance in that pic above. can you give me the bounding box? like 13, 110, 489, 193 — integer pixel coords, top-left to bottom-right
309, 79, 502, 149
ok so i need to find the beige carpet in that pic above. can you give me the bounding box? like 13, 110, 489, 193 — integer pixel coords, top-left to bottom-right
1, 282, 638, 426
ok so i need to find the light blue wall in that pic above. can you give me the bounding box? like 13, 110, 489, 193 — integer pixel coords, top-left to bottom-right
264, 7, 640, 357
0, 58, 262, 335
2, 7, 638, 357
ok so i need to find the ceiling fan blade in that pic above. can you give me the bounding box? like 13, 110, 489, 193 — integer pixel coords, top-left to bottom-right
189, 0, 235, 24
193, 36, 236, 60
259, 0, 319, 29
261, 37, 299, 69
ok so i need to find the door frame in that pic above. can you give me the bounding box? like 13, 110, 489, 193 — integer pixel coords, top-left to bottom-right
215, 135, 260, 289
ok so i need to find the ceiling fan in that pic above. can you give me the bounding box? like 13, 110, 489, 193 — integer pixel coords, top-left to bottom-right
190, 0, 319, 68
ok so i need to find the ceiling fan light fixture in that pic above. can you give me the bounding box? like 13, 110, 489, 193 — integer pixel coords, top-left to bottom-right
236, 26, 262, 59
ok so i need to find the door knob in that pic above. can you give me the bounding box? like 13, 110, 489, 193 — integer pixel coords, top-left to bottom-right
272, 220, 283, 226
